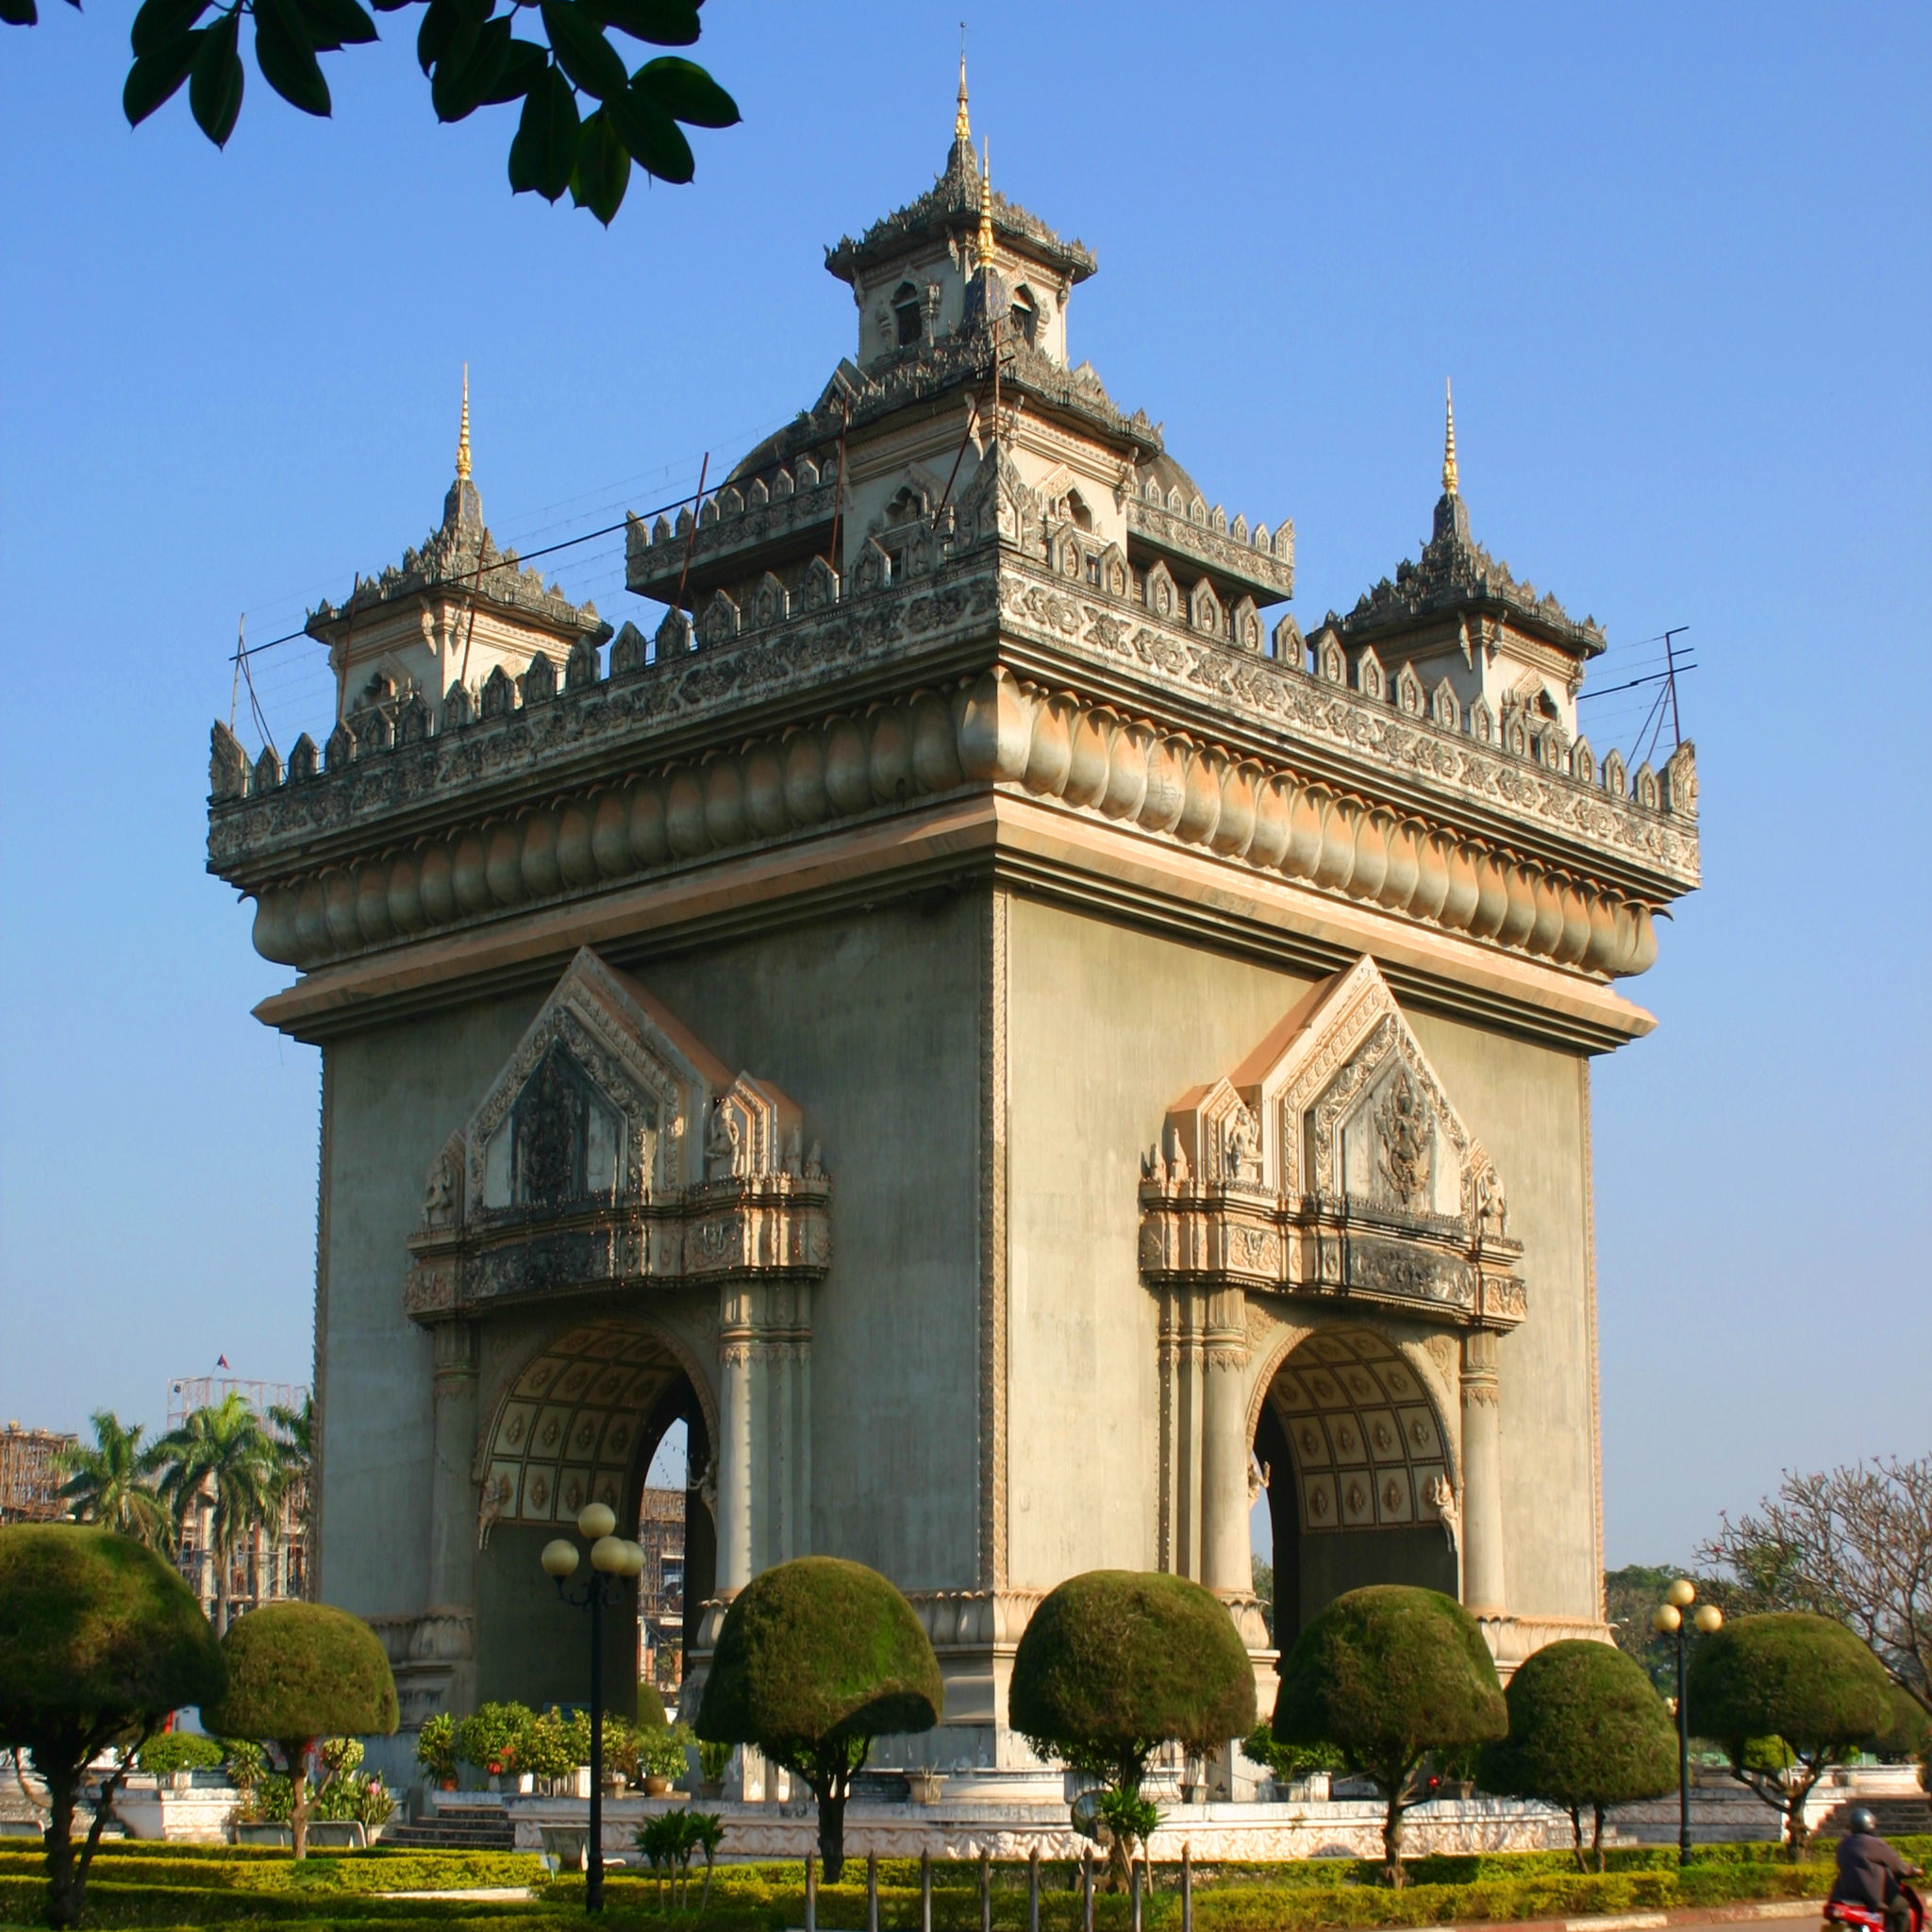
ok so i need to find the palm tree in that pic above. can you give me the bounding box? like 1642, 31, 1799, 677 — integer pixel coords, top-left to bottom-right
266, 1393, 313, 1600
157, 1393, 279, 1632
55, 1411, 172, 1549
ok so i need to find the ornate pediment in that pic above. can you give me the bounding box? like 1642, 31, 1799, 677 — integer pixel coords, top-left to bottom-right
1140, 957, 1524, 1330
405, 948, 829, 1323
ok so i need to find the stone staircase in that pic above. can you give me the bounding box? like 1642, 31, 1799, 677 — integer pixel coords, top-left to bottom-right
387, 1802, 515, 1852
1815, 1796, 1932, 1840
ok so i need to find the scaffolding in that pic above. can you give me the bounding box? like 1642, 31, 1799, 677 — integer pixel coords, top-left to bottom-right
0, 1422, 75, 1524
166, 1375, 308, 1432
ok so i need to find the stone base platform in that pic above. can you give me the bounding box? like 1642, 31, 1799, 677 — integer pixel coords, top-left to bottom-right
501, 1792, 1577, 1862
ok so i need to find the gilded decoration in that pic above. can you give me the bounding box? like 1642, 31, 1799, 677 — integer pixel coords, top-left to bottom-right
1139, 956, 1525, 1333
404, 946, 830, 1324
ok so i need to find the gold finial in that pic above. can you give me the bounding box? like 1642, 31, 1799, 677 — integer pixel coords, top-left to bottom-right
1441, 377, 1458, 495
955, 30, 971, 146
976, 138, 994, 268
456, 364, 473, 483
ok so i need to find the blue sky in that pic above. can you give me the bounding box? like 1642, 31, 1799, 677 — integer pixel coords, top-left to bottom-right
1, 1, 1925, 1569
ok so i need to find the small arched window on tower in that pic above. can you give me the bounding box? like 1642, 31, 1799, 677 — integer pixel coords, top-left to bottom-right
1009, 286, 1038, 347
892, 282, 923, 348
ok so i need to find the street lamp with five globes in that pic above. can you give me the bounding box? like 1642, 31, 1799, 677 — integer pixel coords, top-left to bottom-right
1652, 1577, 1724, 1867
541, 1503, 645, 1914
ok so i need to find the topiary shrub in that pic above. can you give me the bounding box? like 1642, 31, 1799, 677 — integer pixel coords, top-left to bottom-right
415, 1711, 457, 1787
201, 1602, 397, 1860
696, 1557, 941, 1881
1687, 1613, 1893, 1860
637, 1683, 670, 1730
1274, 1584, 1507, 1888
0, 1524, 225, 1929
453, 1702, 532, 1784
133, 1732, 225, 1776
1008, 1570, 1256, 1888
1872, 1687, 1931, 1768
1481, 1641, 1676, 1871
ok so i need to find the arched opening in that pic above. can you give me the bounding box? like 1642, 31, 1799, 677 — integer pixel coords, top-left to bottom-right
892, 282, 923, 347
474, 1318, 717, 1719
1008, 285, 1039, 347
1252, 1326, 1456, 1651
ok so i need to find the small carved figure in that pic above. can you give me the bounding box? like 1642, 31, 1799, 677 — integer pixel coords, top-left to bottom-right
1247, 1453, 1272, 1507
1374, 1066, 1433, 1212
476, 1474, 511, 1552
1224, 1106, 1263, 1187
423, 1154, 456, 1227
803, 1140, 824, 1181
705, 1102, 739, 1182
1425, 1474, 1459, 1556
1476, 1167, 1509, 1241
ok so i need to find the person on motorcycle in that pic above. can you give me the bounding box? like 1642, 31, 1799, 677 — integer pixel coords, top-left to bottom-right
1828, 1807, 1924, 1932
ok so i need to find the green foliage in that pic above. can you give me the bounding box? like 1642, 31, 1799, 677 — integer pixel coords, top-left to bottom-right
133, 1731, 226, 1775
55, 1412, 174, 1551
636, 1720, 691, 1780
1274, 1586, 1507, 1888
1009, 1570, 1258, 1791
452, 1702, 528, 1777
204, 1602, 399, 1754
1686, 1610, 1893, 1857
1094, 1787, 1160, 1872
636, 1681, 670, 1729
1480, 1641, 1676, 1871
1873, 1685, 1932, 1764
697, 1556, 941, 1879
516, 1707, 578, 1783
7, 0, 737, 226
697, 1736, 734, 1782
156, 1393, 283, 1625
1242, 1724, 1345, 1786
635, 1807, 724, 1910
413, 1711, 456, 1783
0, 1524, 225, 1925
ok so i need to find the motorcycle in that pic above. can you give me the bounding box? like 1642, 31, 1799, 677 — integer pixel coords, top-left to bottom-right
1825, 1883, 1927, 1932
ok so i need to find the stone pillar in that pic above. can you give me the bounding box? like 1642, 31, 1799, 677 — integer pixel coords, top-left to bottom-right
1200, 1294, 1253, 1597
428, 1319, 479, 1611
716, 1289, 755, 1592
1459, 1328, 1507, 1614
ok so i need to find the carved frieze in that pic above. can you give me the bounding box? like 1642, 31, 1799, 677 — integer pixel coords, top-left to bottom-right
1140, 957, 1525, 1334
404, 948, 830, 1324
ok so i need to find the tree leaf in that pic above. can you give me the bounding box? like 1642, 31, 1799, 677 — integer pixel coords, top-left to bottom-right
581, 0, 696, 46
367, 0, 412, 13
1, 0, 40, 26
539, 0, 624, 100
189, 10, 243, 145
253, 0, 330, 113
292, 0, 376, 52
124, 27, 204, 123
569, 104, 629, 224
430, 12, 508, 120
507, 62, 579, 200
605, 80, 691, 182
416, 0, 479, 75
131, 0, 208, 58
478, 35, 546, 105
632, 53, 735, 126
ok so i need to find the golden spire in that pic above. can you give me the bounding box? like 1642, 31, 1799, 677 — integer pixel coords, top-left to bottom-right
975, 138, 994, 269
456, 364, 473, 483
954, 37, 971, 146
1441, 377, 1458, 495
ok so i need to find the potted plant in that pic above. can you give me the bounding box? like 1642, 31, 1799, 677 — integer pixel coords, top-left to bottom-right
416, 1712, 458, 1791
640, 1724, 687, 1798
696, 1738, 733, 1800
908, 1766, 947, 1806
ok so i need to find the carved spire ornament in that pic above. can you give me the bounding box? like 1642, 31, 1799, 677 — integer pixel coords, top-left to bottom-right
457, 364, 473, 483
954, 41, 971, 148
1441, 377, 1458, 496
976, 140, 995, 269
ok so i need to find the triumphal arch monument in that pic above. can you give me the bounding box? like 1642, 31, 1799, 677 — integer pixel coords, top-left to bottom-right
207, 87, 1699, 1772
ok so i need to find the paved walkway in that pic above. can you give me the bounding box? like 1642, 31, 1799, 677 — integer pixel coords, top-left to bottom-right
1457, 1899, 1821, 1932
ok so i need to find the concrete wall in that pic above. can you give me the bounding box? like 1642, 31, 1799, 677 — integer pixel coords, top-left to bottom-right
316, 995, 536, 1617
1003, 897, 1599, 1624
1003, 897, 1321, 1586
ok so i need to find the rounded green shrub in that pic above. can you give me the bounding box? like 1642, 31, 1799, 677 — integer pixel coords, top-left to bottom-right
1274, 1585, 1506, 1887
202, 1602, 397, 1858
0, 1524, 224, 1928
1686, 1612, 1893, 1858
1010, 1570, 1257, 1786
638, 1682, 670, 1729
134, 1731, 225, 1775
1482, 1641, 1676, 1871
697, 1557, 940, 1880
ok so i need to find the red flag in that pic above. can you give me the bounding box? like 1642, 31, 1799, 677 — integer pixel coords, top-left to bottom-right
216, 1355, 229, 1370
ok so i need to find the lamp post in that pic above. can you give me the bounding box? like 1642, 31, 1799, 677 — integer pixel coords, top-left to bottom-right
1652, 1577, 1724, 1868
541, 1503, 644, 1914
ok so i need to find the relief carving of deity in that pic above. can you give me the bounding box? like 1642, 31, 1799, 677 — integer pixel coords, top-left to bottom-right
1374, 1066, 1433, 1212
